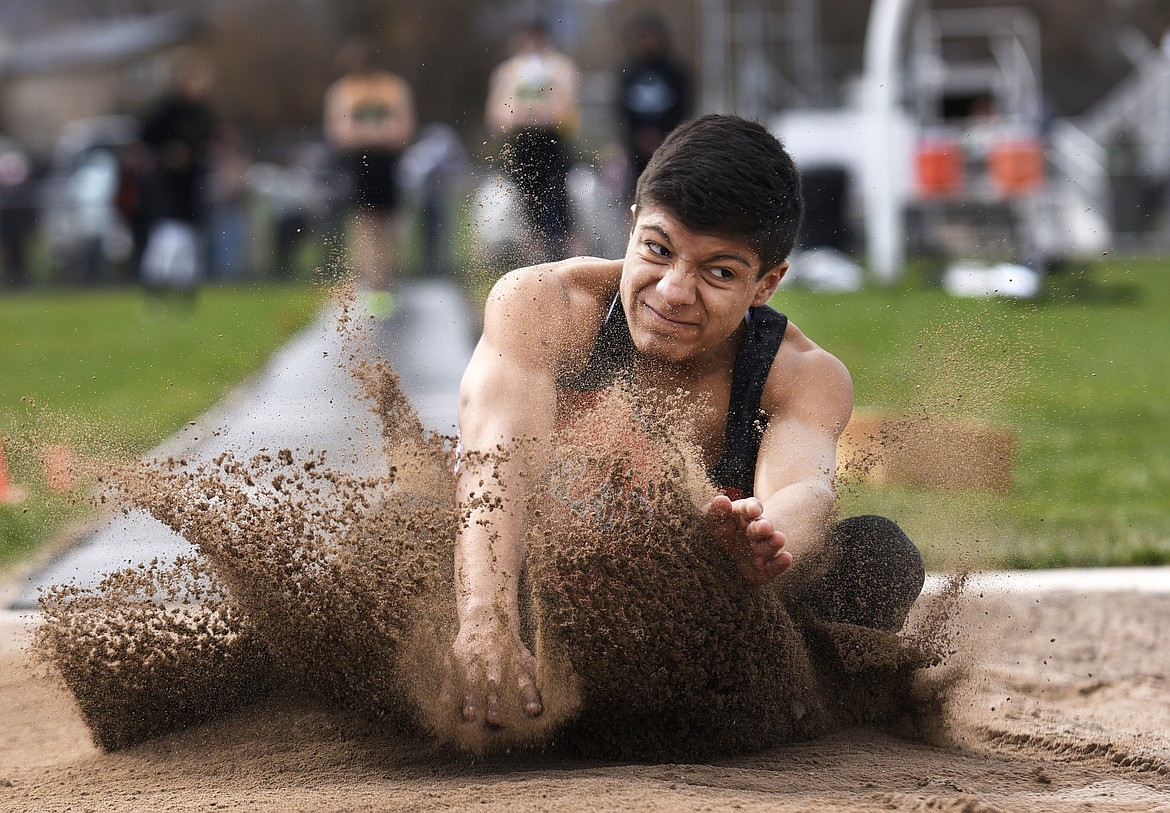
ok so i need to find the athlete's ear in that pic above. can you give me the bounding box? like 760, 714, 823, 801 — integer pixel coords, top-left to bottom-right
752, 262, 788, 307
628, 204, 638, 234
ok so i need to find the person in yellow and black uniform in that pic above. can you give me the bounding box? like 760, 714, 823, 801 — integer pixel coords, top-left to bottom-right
324, 38, 416, 314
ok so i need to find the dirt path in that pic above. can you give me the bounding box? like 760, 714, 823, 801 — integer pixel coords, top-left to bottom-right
3, 587, 1167, 813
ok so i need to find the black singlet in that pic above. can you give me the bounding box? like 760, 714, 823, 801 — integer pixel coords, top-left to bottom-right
560, 293, 789, 497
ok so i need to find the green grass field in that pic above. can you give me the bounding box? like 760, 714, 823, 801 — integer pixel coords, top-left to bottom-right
0, 283, 325, 568
773, 260, 1170, 570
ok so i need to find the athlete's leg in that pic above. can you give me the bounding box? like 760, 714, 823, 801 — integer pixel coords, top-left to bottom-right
802, 515, 925, 632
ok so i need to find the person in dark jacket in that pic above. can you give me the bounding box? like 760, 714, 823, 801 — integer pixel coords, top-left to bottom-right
138, 52, 217, 291
616, 12, 692, 193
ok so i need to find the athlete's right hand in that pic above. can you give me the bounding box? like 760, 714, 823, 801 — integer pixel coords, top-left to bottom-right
451, 621, 543, 727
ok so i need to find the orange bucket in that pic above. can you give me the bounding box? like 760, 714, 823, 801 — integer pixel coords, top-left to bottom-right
989, 138, 1045, 196
916, 140, 964, 199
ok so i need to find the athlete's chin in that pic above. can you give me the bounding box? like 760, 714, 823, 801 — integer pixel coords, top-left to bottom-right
631, 334, 699, 366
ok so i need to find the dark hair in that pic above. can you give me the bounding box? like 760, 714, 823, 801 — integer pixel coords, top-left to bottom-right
634, 114, 803, 273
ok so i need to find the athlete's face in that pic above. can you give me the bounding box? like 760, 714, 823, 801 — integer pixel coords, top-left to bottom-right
619, 205, 787, 368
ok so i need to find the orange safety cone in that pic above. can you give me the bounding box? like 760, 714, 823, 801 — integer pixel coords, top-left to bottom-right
0, 438, 27, 505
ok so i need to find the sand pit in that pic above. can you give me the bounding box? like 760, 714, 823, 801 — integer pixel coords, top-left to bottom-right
3, 301, 1168, 811
2, 586, 1168, 812
20, 372, 940, 762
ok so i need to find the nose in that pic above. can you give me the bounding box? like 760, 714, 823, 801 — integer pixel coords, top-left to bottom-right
656, 263, 697, 307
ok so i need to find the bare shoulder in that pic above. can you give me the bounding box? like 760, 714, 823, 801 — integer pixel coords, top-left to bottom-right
482, 257, 622, 368
485, 257, 619, 320
763, 319, 854, 435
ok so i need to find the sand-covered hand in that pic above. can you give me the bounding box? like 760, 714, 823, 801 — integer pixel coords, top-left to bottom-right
705, 494, 792, 586
452, 624, 543, 728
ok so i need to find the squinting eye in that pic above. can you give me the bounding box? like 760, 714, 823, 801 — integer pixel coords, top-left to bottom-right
645, 240, 668, 257
710, 268, 734, 280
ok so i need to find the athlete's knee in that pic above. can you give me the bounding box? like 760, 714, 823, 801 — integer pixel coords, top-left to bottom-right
823, 515, 925, 631
833, 515, 922, 575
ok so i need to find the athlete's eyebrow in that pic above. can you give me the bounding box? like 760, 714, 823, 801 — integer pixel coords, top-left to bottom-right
640, 223, 755, 269
639, 223, 673, 243
704, 250, 755, 269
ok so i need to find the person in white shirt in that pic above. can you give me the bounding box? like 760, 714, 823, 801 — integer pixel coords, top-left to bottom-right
485, 20, 580, 262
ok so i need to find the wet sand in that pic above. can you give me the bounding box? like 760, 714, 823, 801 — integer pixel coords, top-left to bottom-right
3, 587, 1168, 812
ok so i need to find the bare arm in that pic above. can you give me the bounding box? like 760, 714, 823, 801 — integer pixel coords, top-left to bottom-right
708, 337, 853, 585
452, 266, 570, 725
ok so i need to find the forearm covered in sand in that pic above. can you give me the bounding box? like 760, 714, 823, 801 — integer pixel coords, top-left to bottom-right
749, 367, 851, 581
454, 383, 554, 632
453, 271, 565, 633
758, 478, 836, 570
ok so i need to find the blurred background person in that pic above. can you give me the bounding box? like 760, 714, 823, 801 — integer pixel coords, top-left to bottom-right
485, 18, 579, 263
138, 50, 217, 296
398, 122, 472, 279
616, 10, 691, 196
324, 37, 416, 312
67, 144, 122, 285
205, 122, 253, 281
0, 138, 37, 287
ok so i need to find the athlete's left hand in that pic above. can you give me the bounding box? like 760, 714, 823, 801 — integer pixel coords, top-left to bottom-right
705, 494, 792, 586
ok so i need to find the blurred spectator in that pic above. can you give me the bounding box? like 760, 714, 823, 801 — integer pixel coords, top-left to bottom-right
69, 146, 122, 283
42, 115, 140, 284
398, 122, 471, 277
115, 141, 153, 277
206, 123, 253, 280
138, 51, 217, 293
323, 37, 416, 304
616, 11, 691, 194
0, 138, 37, 287
245, 142, 334, 280
485, 18, 579, 262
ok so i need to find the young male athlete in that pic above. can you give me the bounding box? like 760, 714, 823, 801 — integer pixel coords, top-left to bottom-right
452, 114, 925, 729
